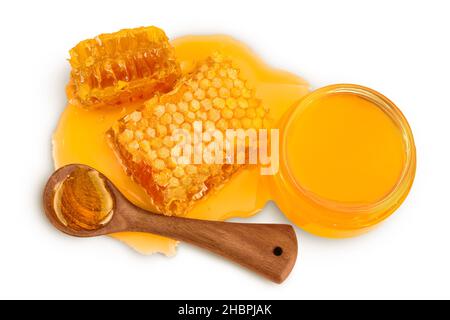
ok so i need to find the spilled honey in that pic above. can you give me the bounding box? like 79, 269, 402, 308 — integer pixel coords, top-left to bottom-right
53, 167, 114, 231
53, 35, 310, 255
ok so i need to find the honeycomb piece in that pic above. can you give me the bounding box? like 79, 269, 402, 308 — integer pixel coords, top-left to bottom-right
109, 54, 268, 215
67, 26, 181, 108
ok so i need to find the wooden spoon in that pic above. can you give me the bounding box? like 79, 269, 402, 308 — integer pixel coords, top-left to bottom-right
43, 164, 298, 283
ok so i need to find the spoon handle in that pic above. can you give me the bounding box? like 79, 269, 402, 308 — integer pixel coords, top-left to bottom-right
121, 206, 298, 283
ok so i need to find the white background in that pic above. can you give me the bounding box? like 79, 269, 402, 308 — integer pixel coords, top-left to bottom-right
0, 0, 449, 300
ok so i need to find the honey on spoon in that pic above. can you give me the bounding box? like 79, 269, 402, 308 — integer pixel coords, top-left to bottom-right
53, 167, 114, 231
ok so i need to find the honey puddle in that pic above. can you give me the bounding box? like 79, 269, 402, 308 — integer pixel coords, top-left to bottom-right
53, 35, 309, 255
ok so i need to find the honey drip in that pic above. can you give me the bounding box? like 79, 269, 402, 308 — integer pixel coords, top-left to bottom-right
53, 167, 114, 231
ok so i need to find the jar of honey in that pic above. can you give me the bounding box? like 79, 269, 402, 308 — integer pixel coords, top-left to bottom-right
270, 84, 416, 237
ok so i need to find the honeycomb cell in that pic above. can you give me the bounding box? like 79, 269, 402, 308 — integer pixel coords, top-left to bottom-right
109, 54, 268, 215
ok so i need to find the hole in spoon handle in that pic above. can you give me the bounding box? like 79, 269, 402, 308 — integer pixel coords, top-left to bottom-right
175, 221, 298, 284
126, 211, 298, 283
